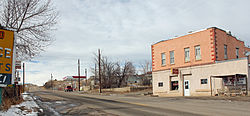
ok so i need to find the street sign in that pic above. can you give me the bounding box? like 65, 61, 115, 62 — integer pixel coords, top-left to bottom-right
15, 61, 21, 69
72, 76, 86, 78
0, 29, 14, 85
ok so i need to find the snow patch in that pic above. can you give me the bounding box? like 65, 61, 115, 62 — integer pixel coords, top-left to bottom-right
0, 93, 41, 116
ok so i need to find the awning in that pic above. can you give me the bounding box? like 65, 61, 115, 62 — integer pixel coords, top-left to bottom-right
211, 74, 247, 78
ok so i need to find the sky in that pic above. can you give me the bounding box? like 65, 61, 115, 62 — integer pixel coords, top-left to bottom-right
22, 0, 250, 86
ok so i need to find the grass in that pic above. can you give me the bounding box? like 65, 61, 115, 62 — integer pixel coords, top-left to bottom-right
0, 97, 24, 111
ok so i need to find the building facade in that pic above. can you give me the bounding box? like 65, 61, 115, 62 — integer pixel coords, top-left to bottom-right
152, 27, 250, 96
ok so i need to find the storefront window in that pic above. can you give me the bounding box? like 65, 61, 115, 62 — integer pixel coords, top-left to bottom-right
171, 81, 178, 90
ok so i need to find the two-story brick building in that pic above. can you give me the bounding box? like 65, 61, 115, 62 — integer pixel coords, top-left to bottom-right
152, 27, 250, 96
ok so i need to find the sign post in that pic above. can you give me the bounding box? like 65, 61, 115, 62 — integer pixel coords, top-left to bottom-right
0, 29, 15, 86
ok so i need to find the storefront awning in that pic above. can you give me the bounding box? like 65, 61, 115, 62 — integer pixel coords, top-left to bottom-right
211, 74, 247, 78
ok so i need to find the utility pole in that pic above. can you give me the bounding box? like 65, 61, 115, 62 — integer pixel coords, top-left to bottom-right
78, 59, 81, 91
94, 64, 96, 85
98, 49, 102, 93
22, 63, 25, 93
85, 68, 87, 86
51, 74, 53, 90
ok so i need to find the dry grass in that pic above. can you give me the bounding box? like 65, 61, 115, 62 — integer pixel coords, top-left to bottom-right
0, 97, 24, 111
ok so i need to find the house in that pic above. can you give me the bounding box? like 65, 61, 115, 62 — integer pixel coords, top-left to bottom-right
127, 72, 152, 86
151, 27, 250, 96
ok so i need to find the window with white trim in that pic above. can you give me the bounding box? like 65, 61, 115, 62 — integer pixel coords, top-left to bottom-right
236, 48, 239, 59
201, 79, 208, 84
170, 51, 174, 64
195, 45, 201, 60
184, 48, 190, 62
224, 45, 228, 59
161, 53, 166, 66
158, 82, 163, 87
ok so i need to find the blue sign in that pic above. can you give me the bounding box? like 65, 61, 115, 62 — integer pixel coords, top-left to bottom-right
0, 74, 12, 84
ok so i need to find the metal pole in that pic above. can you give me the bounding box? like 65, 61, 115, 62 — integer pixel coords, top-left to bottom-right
23, 63, 25, 93
78, 59, 80, 91
98, 49, 102, 93
85, 68, 87, 86
94, 64, 96, 85
71, 79, 73, 88
51, 74, 53, 90
210, 76, 213, 96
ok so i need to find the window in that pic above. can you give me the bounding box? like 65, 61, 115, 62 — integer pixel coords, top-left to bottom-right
224, 45, 228, 59
170, 51, 174, 64
171, 81, 178, 90
184, 48, 190, 62
236, 48, 239, 59
195, 46, 201, 60
161, 53, 166, 66
201, 79, 208, 84
158, 82, 163, 87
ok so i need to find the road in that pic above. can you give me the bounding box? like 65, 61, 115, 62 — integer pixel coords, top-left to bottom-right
31, 90, 250, 116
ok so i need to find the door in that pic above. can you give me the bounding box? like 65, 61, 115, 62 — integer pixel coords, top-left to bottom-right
184, 80, 190, 96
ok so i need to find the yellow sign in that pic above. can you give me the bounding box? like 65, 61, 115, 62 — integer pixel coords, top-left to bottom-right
0, 29, 14, 74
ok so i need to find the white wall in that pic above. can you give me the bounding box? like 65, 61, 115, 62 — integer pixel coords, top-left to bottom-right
153, 58, 249, 96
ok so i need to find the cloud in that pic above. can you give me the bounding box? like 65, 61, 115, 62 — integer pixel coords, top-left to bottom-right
20, 0, 250, 86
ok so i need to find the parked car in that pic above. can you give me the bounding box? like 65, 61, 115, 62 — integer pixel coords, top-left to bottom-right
64, 86, 73, 92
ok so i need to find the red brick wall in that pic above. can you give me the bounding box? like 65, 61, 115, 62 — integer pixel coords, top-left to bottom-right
152, 28, 215, 72
215, 29, 246, 61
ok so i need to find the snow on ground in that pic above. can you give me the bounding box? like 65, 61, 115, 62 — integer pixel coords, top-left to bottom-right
0, 92, 42, 116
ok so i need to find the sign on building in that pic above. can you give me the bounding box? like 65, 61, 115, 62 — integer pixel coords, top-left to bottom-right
15, 61, 21, 69
171, 68, 179, 75
0, 29, 14, 85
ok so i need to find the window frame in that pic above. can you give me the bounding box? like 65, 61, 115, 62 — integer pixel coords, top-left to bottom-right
224, 45, 228, 59
236, 47, 239, 59
170, 81, 179, 90
170, 51, 175, 64
195, 45, 201, 60
161, 53, 166, 66
184, 47, 190, 62
201, 79, 208, 84
158, 82, 163, 87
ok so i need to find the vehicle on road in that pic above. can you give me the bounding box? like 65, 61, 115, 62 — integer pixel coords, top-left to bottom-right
64, 86, 73, 92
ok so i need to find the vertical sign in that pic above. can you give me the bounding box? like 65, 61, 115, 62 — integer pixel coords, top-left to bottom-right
0, 29, 14, 85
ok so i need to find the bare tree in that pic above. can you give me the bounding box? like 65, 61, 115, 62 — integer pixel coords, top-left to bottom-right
0, 0, 58, 60
140, 60, 152, 74
92, 52, 136, 88
114, 61, 136, 88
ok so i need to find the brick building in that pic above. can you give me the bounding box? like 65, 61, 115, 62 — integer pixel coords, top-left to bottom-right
151, 27, 250, 96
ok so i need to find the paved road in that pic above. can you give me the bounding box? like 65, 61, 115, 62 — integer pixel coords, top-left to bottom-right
31, 90, 250, 116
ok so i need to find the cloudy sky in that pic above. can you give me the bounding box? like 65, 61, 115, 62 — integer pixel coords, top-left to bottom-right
23, 0, 250, 86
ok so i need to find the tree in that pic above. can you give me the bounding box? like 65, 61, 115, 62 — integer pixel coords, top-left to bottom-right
138, 60, 152, 86
139, 60, 152, 74
0, 0, 58, 60
114, 61, 136, 88
92, 52, 136, 88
